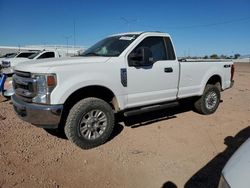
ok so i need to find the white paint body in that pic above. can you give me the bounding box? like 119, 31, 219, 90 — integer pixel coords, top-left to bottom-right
222, 138, 250, 188
14, 32, 233, 110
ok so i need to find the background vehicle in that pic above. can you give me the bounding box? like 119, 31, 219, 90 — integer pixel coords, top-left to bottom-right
1, 50, 65, 74
0, 52, 17, 62
218, 138, 250, 188
0, 51, 36, 69
1, 50, 66, 98
11, 31, 234, 149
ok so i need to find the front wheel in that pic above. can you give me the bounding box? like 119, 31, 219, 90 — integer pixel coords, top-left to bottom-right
64, 97, 114, 149
194, 84, 221, 115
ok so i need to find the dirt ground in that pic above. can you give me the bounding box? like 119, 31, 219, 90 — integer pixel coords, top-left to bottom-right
0, 63, 250, 188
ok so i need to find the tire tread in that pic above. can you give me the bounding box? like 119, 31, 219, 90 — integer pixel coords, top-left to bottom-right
65, 97, 114, 149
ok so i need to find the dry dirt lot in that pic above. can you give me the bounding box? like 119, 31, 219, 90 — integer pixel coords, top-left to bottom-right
0, 63, 250, 188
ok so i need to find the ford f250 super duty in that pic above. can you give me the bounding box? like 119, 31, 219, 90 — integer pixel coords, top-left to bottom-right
11, 32, 234, 149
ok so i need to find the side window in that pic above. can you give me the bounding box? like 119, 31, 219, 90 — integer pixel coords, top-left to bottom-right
37, 52, 55, 59
164, 37, 176, 60
137, 37, 166, 62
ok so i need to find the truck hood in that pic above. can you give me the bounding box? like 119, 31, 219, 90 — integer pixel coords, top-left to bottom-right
0, 57, 7, 63
14, 56, 111, 73
222, 138, 250, 187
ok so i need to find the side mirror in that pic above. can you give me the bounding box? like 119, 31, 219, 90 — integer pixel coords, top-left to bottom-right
128, 47, 153, 66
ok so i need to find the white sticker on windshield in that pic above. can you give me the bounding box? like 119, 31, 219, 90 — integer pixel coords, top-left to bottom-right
119, 36, 135, 41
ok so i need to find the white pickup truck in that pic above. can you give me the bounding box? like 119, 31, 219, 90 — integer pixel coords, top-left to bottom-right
1, 50, 66, 98
1, 50, 65, 74
11, 32, 234, 149
0, 51, 36, 69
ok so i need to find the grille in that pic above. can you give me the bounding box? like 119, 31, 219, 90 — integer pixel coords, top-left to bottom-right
15, 70, 31, 78
13, 71, 37, 103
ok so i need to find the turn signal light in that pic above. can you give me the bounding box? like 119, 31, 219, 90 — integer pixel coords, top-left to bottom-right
47, 75, 56, 87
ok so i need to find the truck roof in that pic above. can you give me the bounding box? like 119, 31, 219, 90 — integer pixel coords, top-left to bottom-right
111, 31, 170, 37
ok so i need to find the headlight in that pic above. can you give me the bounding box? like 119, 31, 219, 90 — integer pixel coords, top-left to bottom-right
31, 73, 57, 104
218, 175, 230, 188
2, 61, 11, 67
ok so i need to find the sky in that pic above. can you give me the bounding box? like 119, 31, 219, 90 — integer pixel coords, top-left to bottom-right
0, 0, 250, 57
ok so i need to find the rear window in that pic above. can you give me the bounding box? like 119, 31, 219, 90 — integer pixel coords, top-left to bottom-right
37, 52, 55, 59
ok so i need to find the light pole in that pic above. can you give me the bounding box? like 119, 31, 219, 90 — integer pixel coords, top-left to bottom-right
64, 35, 72, 56
74, 20, 76, 56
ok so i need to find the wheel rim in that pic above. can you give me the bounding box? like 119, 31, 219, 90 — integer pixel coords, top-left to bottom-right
78, 110, 107, 140
205, 91, 218, 110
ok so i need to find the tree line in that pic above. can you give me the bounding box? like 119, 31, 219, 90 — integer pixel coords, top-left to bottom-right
203, 54, 241, 59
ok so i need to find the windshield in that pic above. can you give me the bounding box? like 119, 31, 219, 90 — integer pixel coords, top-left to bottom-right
7, 53, 17, 58
16, 52, 36, 58
27, 52, 40, 59
0, 53, 17, 58
81, 34, 139, 57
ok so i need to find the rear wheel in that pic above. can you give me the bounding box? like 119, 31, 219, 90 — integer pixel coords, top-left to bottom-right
194, 84, 221, 115
65, 97, 114, 149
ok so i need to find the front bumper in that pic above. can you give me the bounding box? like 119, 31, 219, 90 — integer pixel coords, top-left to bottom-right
12, 94, 63, 129
1, 67, 14, 75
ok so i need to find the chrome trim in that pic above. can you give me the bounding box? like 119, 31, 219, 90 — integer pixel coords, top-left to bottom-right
13, 74, 36, 87
14, 70, 31, 78
13, 74, 37, 99
14, 94, 33, 103
15, 88, 36, 98
12, 94, 63, 128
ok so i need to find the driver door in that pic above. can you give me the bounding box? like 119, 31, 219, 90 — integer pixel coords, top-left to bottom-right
125, 36, 179, 108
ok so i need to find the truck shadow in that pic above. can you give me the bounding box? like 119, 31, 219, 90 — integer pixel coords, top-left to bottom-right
161, 126, 250, 188
44, 122, 124, 142
184, 125, 250, 188
117, 100, 194, 128
45, 100, 194, 143
0, 98, 9, 103
0, 99, 12, 120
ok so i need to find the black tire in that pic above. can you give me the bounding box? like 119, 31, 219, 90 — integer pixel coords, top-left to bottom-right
64, 97, 114, 149
194, 84, 221, 115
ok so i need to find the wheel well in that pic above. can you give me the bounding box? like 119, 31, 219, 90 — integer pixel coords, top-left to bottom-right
65, 86, 117, 110
206, 75, 222, 91
58, 86, 118, 129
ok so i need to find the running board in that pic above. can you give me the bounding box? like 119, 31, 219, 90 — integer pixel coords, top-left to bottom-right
124, 101, 179, 117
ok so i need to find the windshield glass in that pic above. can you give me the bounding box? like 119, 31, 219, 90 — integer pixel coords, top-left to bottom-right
0, 53, 17, 58
16, 52, 36, 58
7, 53, 17, 58
81, 34, 139, 57
27, 52, 40, 59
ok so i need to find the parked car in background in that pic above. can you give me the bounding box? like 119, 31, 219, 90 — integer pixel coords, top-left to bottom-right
1, 50, 66, 98
0, 51, 36, 69
218, 138, 250, 188
0, 52, 17, 60
1, 50, 65, 74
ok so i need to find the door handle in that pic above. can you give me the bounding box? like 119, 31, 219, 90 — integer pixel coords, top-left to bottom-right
164, 67, 173, 73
